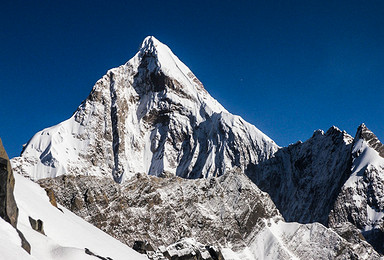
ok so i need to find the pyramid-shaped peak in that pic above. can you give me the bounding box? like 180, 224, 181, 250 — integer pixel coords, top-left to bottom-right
140, 36, 160, 50
133, 36, 202, 90
138, 36, 170, 56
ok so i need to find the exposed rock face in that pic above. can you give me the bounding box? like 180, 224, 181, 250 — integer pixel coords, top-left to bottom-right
0, 138, 18, 228
38, 170, 281, 249
16, 229, 31, 255
132, 240, 155, 255
0, 138, 31, 254
12, 36, 278, 182
44, 187, 58, 208
247, 126, 354, 224
329, 124, 384, 253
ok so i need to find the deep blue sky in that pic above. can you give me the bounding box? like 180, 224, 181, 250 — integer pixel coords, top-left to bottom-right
1, 1, 384, 158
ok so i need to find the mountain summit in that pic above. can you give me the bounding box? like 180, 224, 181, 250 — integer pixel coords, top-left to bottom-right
12, 37, 278, 182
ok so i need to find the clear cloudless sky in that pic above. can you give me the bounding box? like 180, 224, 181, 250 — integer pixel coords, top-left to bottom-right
1, 0, 384, 158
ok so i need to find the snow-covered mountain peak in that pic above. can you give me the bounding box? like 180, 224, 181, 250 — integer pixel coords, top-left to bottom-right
128, 36, 204, 93
140, 36, 158, 50
311, 126, 353, 145
12, 37, 278, 182
354, 123, 384, 158
139, 36, 163, 55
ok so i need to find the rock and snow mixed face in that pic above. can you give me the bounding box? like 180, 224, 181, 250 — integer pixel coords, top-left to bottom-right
37, 170, 381, 260
12, 36, 278, 182
329, 124, 384, 253
37, 170, 281, 250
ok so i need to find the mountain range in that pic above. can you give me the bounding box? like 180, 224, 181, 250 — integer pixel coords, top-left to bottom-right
2, 36, 384, 259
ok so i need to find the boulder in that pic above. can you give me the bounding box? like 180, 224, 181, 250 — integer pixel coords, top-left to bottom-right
28, 216, 45, 235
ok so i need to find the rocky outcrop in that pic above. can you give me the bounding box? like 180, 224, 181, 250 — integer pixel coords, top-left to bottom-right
132, 240, 155, 255
0, 138, 18, 228
44, 187, 58, 208
28, 216, 45, 235
0, 138, 31, 253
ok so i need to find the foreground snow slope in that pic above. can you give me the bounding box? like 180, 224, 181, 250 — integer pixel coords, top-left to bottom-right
0, 218, 34, 260
12, 172, 147, 260
12, 36, 277, 182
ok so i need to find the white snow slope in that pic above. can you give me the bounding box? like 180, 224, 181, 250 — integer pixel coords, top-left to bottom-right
0, 172, 147, 260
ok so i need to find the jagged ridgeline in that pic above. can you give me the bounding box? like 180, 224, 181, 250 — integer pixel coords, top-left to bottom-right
10, 37, 384, 259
